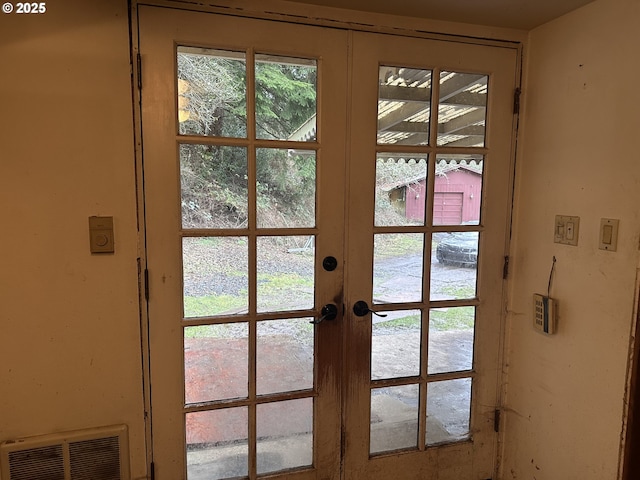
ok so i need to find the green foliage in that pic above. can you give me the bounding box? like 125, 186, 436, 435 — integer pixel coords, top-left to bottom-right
374, 159, 428, 226
258, 272, 313, 290
429, 307, 475, 331
178, 53, 247, 137
183, 294, 247, 318
375, 159, 427, 186
374, 233, 424, 259
256, 149, 316, 227
177, 52, 318, 228
375, 314, 421, 329
184, 323, 247, 339
373, 308, 475, 332
256, 271, 314, 311
441, 285, 476, 299
255, 62, 316, 139
180, 144, 249, 228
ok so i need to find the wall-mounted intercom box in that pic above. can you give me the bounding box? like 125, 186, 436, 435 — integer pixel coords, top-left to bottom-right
533, 293, 556, 334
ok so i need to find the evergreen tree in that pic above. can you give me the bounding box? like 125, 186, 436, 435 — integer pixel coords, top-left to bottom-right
177, 51, 317, 228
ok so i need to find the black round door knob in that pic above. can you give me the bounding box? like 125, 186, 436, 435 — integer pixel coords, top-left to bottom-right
322, 256, 338, 271
353, 300, 387, 318
310, 303, 339, 324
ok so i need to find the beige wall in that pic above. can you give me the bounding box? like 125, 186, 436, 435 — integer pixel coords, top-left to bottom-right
0, 1, 147, 479
503, 0, 640, 477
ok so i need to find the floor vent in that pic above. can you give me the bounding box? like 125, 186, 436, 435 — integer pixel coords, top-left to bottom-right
0, 424, 129, 480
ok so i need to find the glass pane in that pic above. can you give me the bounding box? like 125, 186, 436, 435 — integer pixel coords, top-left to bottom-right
257, 399, 313, 474
377, 66, 432, 145
256, 148, 316, 228
371, 310, 421, 380
185, 323, 248, 403
186, 407, 248, 480
257, 318, 314, 395
430, 233, 478, 301
373, 233, 424, 304
180, 144, 248, 229
255, 55, 317, 141
183, 237, 248, 318
257, 236, 315, 313
437, 72, 487, 147
375, 153, 428, 227
370, 385, 419, 454
428, 307, 475, 374
434, 154, 483, 226
426, 378, 471, 445
177, 47, 247, 138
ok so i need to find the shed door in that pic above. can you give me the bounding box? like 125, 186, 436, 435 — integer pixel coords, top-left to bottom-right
139, 6, 518, 480
434, 192, 464, 225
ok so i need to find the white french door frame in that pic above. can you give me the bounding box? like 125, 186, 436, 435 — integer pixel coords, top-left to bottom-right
131, 3, 523, 480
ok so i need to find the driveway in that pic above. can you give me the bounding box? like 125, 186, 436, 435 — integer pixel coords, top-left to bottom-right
374, 253, 477, 304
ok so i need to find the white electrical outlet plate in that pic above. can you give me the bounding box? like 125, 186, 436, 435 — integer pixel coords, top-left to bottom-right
554, 215, 580, 246
533, 293, 556, 334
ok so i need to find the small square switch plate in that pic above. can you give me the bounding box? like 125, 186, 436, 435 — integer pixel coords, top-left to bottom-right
554, 215, 580, 246
599, 218, 619, 251
89, 216, 114, 254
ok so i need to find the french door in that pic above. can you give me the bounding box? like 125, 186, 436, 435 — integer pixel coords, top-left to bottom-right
138, 5, 518, 480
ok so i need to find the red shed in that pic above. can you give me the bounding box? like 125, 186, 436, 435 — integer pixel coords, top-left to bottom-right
389, 165, 482, 224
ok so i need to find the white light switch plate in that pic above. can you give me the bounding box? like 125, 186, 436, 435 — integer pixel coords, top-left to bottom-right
599, 218, 619, 251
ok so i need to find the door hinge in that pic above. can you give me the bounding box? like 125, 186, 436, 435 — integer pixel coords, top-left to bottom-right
137, 53, 142, 90
150, 461, 155, 480
513, 87, 521, 114
144, 268, 150, 301
494, 408, 501, 432
502, 255, 510, 279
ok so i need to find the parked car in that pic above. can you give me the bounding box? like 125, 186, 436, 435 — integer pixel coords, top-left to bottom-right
435, 231, 478, 267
